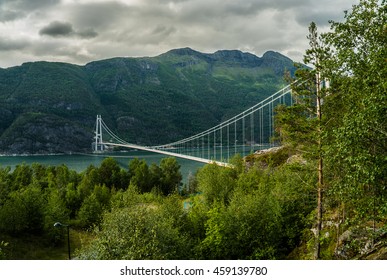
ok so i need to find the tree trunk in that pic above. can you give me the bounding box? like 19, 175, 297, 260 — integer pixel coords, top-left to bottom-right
314, 67, 323, 260
315, 156, 323, 259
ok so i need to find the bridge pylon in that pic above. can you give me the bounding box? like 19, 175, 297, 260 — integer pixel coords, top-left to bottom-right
93, 114, 105, 152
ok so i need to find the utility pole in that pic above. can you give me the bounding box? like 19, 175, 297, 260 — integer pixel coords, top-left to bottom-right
54, 222, 71, 260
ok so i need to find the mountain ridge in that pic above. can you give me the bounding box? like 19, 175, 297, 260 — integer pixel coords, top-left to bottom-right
0, 48, 296, 155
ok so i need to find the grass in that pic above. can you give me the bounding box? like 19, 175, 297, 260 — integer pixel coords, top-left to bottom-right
0, 229, 94, 260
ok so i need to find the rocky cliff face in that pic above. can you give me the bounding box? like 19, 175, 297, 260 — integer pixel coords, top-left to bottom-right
0, 113, 92, 154
0, 48, 297, 154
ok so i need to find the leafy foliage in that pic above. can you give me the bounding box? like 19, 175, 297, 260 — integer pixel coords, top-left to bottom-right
0, 156, 184, 257
322, 0, 387, 224
274, 0, 387, 258
78, 192, 192, 260
76, 157, 315, 260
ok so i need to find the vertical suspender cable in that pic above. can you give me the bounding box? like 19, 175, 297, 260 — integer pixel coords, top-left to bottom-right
260, 108, 263, 148
220, 127, 223, 162
250, 110, 254, 154
227, 123, 230, 162
234, 119, 237, 155
208, 133, 210, 160
269, 97, 273, 147
202, 135, 205, 158
213, 130, 216, 161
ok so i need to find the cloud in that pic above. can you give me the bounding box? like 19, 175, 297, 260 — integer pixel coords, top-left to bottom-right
0, 0, 361, 68
6, 0, 61, 11
39, 21, 98, 38
39, 21, 74, 37
77, 29, 99, 39
293, 1, 354, 27
0, 0, 61, 21
0, 8, 24, 22
0, 36, 30, 51
30, 39, 96, 62
67, 1, 135, 30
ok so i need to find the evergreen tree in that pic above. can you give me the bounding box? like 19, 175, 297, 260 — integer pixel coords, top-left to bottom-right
276, 21, 330, 259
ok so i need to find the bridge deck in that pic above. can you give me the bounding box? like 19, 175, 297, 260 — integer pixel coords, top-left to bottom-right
102, 142, 232, 167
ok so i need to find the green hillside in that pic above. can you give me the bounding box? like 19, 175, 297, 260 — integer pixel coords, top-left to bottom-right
0, 48, 296, 154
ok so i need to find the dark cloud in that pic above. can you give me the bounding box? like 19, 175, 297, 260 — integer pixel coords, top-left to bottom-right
152, 25, 177, 37
39, 21, 74, 37
39, 21, 98, 39
77, 29, 99, 39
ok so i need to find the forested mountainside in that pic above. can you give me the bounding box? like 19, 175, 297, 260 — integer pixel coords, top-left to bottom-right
0, 48, 295, 154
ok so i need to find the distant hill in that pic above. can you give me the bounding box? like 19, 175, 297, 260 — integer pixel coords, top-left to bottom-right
0, 48, 296, 154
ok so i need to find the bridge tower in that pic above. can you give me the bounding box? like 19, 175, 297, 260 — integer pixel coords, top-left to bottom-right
93, 115, 104, 152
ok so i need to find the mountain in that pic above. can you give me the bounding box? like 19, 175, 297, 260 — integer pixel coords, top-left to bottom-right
0, 48, 296, 155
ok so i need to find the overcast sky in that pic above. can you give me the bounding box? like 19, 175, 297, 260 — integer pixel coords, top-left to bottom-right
0, 0, 360, 68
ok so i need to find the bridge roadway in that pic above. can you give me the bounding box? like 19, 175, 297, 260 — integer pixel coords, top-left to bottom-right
102, 142, 232, 167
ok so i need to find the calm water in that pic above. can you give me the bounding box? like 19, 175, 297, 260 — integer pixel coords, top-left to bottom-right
0, 151, 205, 183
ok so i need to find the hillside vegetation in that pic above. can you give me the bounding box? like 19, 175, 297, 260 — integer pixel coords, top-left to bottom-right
0, 49, 295, 154
0, 0, 384, 261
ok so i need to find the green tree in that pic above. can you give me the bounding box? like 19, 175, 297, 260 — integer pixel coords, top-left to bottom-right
304, 21, 329, 260
31, 163, 49, 189
276, 0, 386, 258
93, 184, 111, 208
129, 158, 152, 193
77, 165, 98, 201
322, 0, 387, 242
54, 165, 77, 190
44, 188, 70, 244
77, 192, 104, 228
0, 166, 11, 205
65, 183, 82, 218
98, 157, 122, 189
197, 163, 315, 260
77, 194, 192, 259
196, 163, 237, 205
269, 164, 316, 257
149, 162, 162, 190
10, 163, 32, 191
0, 185, 45, 234
276, 20, 334, 259
199, 202, 229, 259
159, 157, 182, 195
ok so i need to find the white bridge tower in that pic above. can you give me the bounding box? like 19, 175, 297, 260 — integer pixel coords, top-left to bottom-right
93, 114, 104, 152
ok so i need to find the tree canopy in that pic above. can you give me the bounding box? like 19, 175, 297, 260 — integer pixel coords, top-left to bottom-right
1, 0, 386, 261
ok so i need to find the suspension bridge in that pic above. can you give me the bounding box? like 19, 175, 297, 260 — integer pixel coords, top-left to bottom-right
93, 83, 294, 166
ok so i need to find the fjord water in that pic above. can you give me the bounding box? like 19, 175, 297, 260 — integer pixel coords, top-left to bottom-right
0, 151, 205, 183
